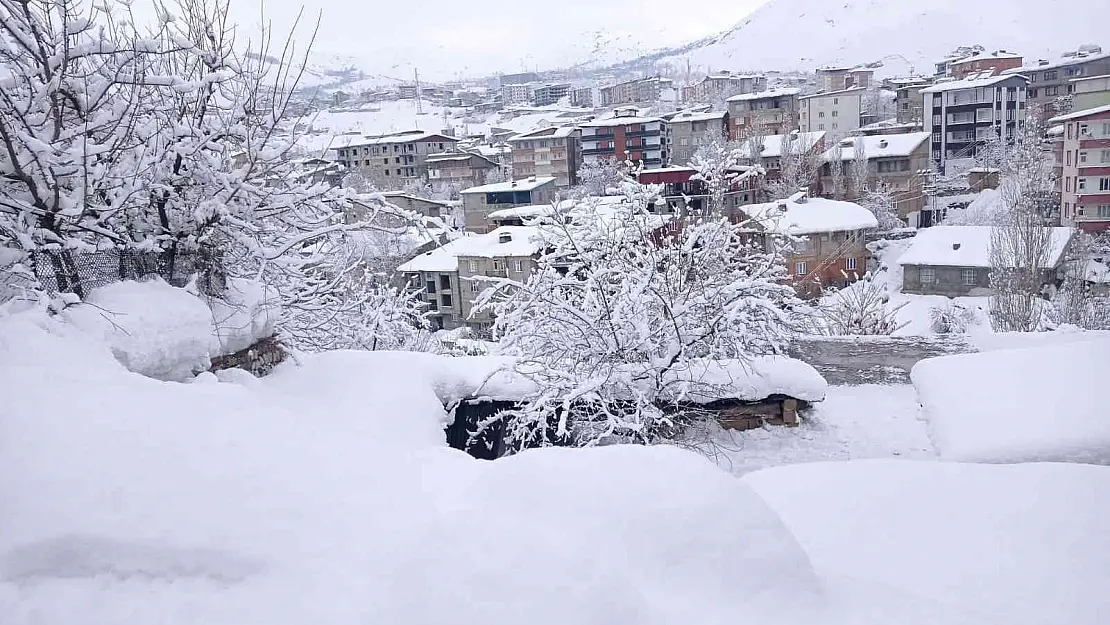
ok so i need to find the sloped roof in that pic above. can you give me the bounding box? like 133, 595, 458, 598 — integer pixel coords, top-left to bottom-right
737, 131, 826, 160
397, 226, 545, 273
727, 88, 801, 102
1047, 103, 1110, 124
740, 193, 878, 235
460, 177, 556, 194
897, 226, 1073, 268
921, 74, 1028, 93
822, 132, 931, 161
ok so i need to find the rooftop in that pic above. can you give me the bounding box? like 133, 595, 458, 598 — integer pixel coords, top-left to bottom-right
897, 226, 1073, 269
949, 50, 1023, 65
1070, 73, 1110, 84
579, 114, 664, 128
1006, 50, 1110, 74
508, 125, 579, 140
727, 88, 801, 102
336, 130, 459, 148
397, 226, 546, 273
822, 132, 931, 161
740, 193, 878, 235
1047, 103, 1110, 123
798, 86, 868, 100
738, 131, 826, 160
920, 73, 1028, 93
669, 110, 728, 123
459, 176, 557, 194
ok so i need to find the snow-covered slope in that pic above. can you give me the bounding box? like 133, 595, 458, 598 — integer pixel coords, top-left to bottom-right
643, 0, 1104, 74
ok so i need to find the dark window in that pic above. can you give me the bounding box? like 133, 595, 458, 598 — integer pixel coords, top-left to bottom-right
441, 294, 453, 307
426, 280, 436, 294
440, 274, 451, 290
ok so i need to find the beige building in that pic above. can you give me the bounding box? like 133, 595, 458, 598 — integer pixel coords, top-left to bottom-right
507, 126, 581, 188
397, 226, 544, 333
799, 87, 866, 134
1072, 75, 1110, 111
727, 88, 800, 138
668, 111, 729, 165
334, 130, 460, 187
599, 76, 674, 106
818, 132, 932, 221
1009, 47, 1110, 116
815, 68, 874, 92
459, 177, 557, 232
684, 73, 767, 103
892, 78, 931, 126
425, 153, 500, 191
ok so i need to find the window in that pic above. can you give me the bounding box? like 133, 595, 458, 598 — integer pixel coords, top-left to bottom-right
1102, 150, 1110, 164
1098, 205, 1110, 219
795, 262, 807, 276
845, 257, 857, 271
1044, 70, 1058, 81
382, 158, 389, 165
1103, 123, 1110, 137
832, 123, 838, 129
1045, 86, 1059, 96
818, 124, 825, 130
469, 281, 480, 293
426, 280, 436, 294
963, 268, 977, 286
1080, 151, 1087, 163
832, 110, 838, 117
1077, 178, 1086, 191
492, 259, 504, 272
440, 293, 452, 307
1079, 123, 1090, 136
440, 275, 451, 290
1028, 88, 1038, 98
1101, 178, 1110, 191
833, 98, 839, 105
468, 260, 478, 272
920, 267, 936, 284
1067, 178, 1073, 192
818, 111, 825, 118
512, 260, 523, 273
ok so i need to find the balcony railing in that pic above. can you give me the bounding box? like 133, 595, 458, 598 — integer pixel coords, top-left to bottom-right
626, 129, 661, 138
586, 132, 614, 140
582, 147, 617, 156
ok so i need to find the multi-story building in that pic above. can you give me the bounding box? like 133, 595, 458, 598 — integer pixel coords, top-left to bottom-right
921, 73, 1029, 174
507, 126, 581, 189
570, 86, 596, 108
815, 67, 873, 92
727, 88, 800, 138
532, 83, 571, 106
459, 176, 557, 232
818, 132, 932, 222
947, 50, 1023, 79
501, 83, 534, 106
892, 78, 932, 126
425, 152, 501, 191
397, 226, 544, 332
1051, 104, 1110, 232
1008, 46, 1110, 116
499, 72, 540, 86
637, 165, 760, 215
579, 108, 670, 168
799, 87, 866, 134
684, 72, 767, 103
668, 110, 729, 165
1072, 75, 1110, 111
334, 130, 460, 186
599, 76, 674, 106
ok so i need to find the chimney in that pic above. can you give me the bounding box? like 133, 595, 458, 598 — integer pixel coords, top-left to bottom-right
953, 243, 962, 250
878, 139, 889, 148
499, 232, 512, 243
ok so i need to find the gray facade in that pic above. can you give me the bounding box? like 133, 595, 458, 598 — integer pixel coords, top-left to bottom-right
902, 264, 993, 297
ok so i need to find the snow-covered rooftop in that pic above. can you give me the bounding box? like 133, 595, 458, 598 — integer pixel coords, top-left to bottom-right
460, 176, 556, 194
920, 74, 1028, 93
798, 86, 867, 100
727, 88, 801, 102
1007, 51, 1110, 74
897, 225, 1073, 268
337, 130, 459, 148
397, 226, 545, 273
670, 110, 727, 123
1047, 103, 1110, 124
949, 50, 1023, 65
578, 114, 664, 127
487, 204, 560, 221
738, 131, 826, 160
508, 126, 579, 140
741, 193, 878, 235
822, 132, 931, 161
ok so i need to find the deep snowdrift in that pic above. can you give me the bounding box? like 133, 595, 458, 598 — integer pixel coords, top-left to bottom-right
745, 460, 1110, 625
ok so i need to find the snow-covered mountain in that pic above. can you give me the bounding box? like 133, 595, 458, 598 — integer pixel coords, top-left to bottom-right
623, 0, 1105, 75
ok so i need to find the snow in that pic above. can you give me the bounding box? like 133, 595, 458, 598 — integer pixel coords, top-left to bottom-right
822, 132, 931, 161
578, 114, 663, 127
911, 338, 1110, 463
459, 176, 556, 194
397, 226, 544, 273
0, 311, 835, 625
60, 278, 213, 381
1048, 102, 1110, 123
797, 86, 866, 100
741, 194, 878, 235
508, 125, 578, 139
1085, 258, 1110, 283
658, 357, 828, 403
670, 110, 727, 122
898, 225, 1073, 268
726, 87, 800, 102
738, 131, 825, 160
203, 278, 280, 356
487, 204, 560, 220
744, 460, 1110, 625
920, 73, 1027, 93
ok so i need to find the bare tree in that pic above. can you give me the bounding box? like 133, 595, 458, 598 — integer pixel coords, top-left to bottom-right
850, 138, 870, 200
688, 131, 763, 216
859, 181, 904, 230
766, 132, 821, 201
826, 144, 846, 200
807, 270, 907, 336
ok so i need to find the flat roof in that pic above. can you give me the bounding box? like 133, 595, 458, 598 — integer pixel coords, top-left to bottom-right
459, 176, 556, 194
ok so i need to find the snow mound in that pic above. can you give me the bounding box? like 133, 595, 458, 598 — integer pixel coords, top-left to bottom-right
744, 460, 1110, 625
204, 278, 279, 355
60, 278, 212, 381
911, 338, 1110, 463
0, 315, 826, 625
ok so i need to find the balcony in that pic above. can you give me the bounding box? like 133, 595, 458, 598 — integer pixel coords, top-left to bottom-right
626, 129, 661, 138
582, 146, 617, 156
586, 132, 614, 140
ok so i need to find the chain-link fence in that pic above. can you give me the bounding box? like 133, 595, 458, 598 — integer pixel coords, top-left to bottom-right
28, 247, 226, 298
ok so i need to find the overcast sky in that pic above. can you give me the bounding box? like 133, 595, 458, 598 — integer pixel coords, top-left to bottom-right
216, 0, 770, 79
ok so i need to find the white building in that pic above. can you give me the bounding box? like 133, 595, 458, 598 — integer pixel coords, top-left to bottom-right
799, 87, 866, 134
501, 83, 534, 106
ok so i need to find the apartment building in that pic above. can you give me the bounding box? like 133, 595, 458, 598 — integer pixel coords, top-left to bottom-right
571, 86, 596, 108
397, 226, 544, 333
684, 72, 767, 103
532, 83, 571, 106
736, 131, 827, 181
334, 130, 461, 186
727, 88, 800, 137
579, 109, 670, 168
599, 76, 674, 106
1072, 75, 1110, 111
668, 110, 729, 165
947, 50, 1023, 79
1051, 104, 1110, 232
921, 73, 1028, 174
799, 87, 866, 134
1008, 46, 1110, 115
507, 126, 581, 189
425, 152, 500, 190
637, 165, 760, 216
815, 67, 874, 92
499, 72, 539, 86
501, 83, 534, 106
459, 176, 557, 232
818, 132, 932, 221
892, 77, 932, 126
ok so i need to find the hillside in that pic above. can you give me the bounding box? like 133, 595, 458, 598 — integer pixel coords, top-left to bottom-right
624, 0, 1104, 75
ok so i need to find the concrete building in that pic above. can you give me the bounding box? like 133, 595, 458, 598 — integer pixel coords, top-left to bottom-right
668, 110, 729, 165
459, 177, 557, 232
570, 86, 596, 108
334, 130, 460, 187
815, 67, 873, 92
1051, 104, 1110, 232
1072, 75, 1110, 111
499, 72, 539, 86
378, 192, 451, 219
818, 132, 932, 222
684, 72, 767, 103
921, 73, 1028, 175
799, 87, 866, 134
947, 50, 1023, 79
727, 88, 800, 138
425, 152, 501, 191
532, 83, 571, 106
736, 131, 827, 192
501, 83, 534, 106
599, 76, 674, 106
1008, 46, 1110, 116
507, 126, 581, 189
891, 77, 932, 126
579, 108, 669, 168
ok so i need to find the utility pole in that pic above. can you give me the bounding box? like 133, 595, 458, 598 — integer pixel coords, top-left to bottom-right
415, 68, 423, 115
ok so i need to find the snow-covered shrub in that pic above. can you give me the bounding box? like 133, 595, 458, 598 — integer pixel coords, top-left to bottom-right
811, 271, 906, 336
929, 301, 977, 334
